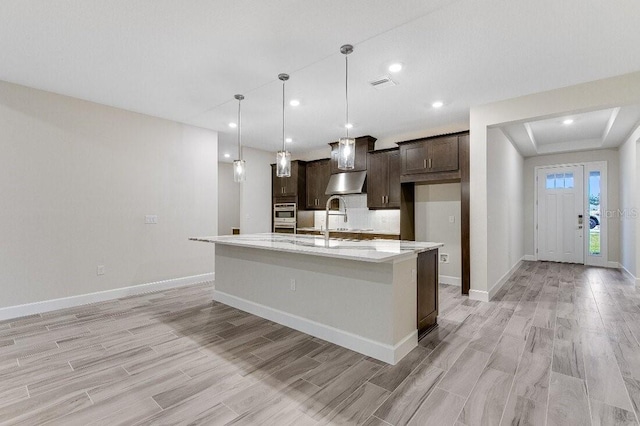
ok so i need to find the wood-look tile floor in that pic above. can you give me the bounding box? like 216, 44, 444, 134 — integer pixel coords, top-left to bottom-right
2, 262, 640, 425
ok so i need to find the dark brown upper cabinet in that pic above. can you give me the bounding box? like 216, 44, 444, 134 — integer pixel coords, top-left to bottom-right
398, 134, 464, 184
271, 160, 306, 201
305, 159, 333, 210
367, 149, 400, 209
329, 136, 376, 174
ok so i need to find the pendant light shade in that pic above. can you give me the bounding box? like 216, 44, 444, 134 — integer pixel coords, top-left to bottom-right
338, 44, 355, 170
338, 136, 355, 169
276, 73, 291, 177
233, 159, 246, 182
276, 150, 291, 176
233, 94, 246, 183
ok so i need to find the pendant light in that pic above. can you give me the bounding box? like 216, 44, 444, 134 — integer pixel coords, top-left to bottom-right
232, 94, 246, 182
338, 44, 355, 170
276, 73, 291, 177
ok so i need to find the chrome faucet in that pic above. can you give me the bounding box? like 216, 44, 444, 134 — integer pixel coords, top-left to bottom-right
325, 195, 348, 241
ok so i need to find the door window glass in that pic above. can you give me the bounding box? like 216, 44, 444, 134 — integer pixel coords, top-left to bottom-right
589, 171, 601, 255
546, 174, 555, 189
546, 172, 574, 189
564, 173, 574, 188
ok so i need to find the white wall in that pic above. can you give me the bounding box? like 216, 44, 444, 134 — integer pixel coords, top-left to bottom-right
619, 126, 640, 278
240, 147, 274, 234
218, 162, 240, 236
486, 128, 524, 293
415, 183, 461, 284
470, 70, 640, 296
523, 149, 620, 263
0, 80, 217, 309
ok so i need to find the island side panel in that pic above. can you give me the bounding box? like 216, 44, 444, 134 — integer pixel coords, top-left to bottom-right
417, 248, 439, 338
214, 244, 413, 364
391, 256, 419, 362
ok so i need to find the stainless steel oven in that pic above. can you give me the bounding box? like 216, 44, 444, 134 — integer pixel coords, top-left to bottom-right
274, 203, 296, 233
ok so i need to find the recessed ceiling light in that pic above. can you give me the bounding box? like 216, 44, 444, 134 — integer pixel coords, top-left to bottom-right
289, 100, 300, 107
388, 63, 403, 73
345, 123, 353, 129
563, 119, 574, 125
223, 153, 230, 158
432, 101, 444, 108
228, 122, 237, 128
285, 138, 292, 143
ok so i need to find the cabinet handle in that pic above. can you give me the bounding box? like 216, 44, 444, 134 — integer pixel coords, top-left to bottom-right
423, 159, 427, 169
382, 196, 384, 204
428, 158, 432, 169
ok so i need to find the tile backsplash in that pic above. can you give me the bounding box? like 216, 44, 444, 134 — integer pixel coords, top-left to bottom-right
311, 194, 400, 233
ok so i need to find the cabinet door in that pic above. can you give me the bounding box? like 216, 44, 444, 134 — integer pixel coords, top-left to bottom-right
272, 165, 283, 196
316, 159, 332, 208
387, 150, 401, 208
401, 142, 428, 175
428, 136, 458, 173
281, 162, 298, 196
367, 152, 388, 208
305, 159, 333, 210
305, 162, 321, 209
305, 162, 316, 209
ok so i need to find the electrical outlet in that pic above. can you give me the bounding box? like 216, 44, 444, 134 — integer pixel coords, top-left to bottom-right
145, 215, 158, 224
290, 279, 296, 291
97, 265, 105, 276
439, 253, 449, 264
449, 215, 455, 223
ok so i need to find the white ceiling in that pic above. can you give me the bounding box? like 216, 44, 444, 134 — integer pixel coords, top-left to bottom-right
1, 0, 640, 162
501, 105, 640, 157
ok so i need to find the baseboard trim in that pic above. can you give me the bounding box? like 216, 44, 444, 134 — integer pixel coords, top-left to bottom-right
469, 257, 524, 303
620, 264, 638, 283
0, 273, 215, 322
468, 289, 490, 303
214, 290, 416, 365
523, 255, 536, 262
607, 261, 620, 269
439, 275, 461, 286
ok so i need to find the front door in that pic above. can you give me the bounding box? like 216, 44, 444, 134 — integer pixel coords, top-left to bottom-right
537, 165, 584, 263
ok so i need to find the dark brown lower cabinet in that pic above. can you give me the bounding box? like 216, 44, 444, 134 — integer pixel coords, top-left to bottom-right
417, 249, 438, 338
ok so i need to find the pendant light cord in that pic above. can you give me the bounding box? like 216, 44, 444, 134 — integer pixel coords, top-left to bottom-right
282, 79, 286, 151
345, 54, 349, 138
237, 97, 242, 160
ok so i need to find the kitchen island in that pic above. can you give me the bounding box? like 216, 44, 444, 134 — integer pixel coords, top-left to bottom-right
190, 233, 442, 364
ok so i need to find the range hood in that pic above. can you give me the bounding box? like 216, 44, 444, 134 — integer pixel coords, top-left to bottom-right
325, 171, 367, 195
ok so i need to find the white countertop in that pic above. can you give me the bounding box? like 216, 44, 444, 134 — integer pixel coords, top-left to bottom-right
190, 233, 442, 263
